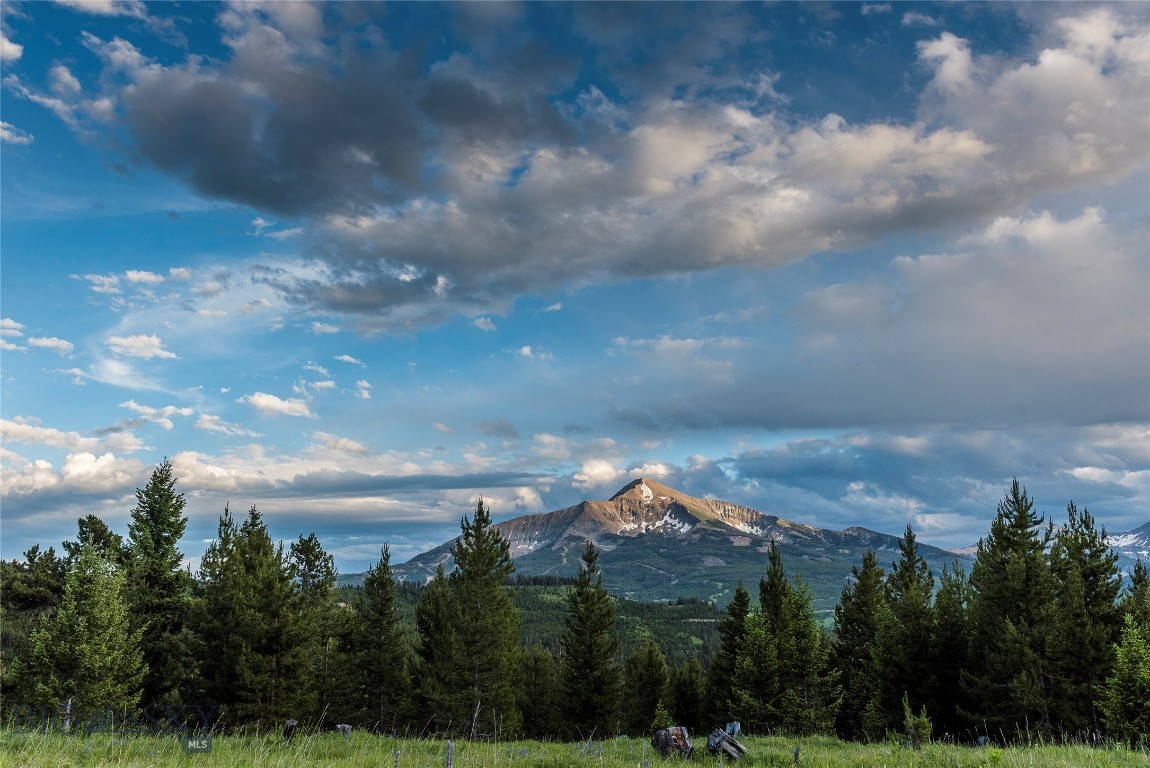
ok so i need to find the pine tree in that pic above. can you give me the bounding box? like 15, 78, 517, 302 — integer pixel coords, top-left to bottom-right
928, 562, 973, 739
732, 611, 776, 733
63, 515, 127, 567
963, 480, 1056, 737
125, 460, 190, 705
519, 645, 561, 739
449, 499, 522, 737
1120, 560, 1150, 628
415, 564, 461, 733
1045, 503, 1122, 736
1099, 614, 1150, 748
760, 541, 790, 634
706, 581, 750, 725
290, 532, 340, 724
191, 506, 302, 727
560, 540, 622, 738
776, 579, 840, 736
623, 636, 669, 734
667, 658, 707, 734
833, 549, 885, 741
348, 544, 409, 731
13, 541, 145, 726
874, 525, 935, 732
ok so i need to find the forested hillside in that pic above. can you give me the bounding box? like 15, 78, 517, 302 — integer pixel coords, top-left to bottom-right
1, 463, 1147, 748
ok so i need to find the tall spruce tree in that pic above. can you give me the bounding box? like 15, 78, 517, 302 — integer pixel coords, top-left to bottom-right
1120, 560, 1150, 628
191, 506, 302, 727
760, 541, 790, 634
63, 515, 128, 567
963, 480, 1055, 737
706, 582, 750, 725
13, 541, 146, 725
929, 562, 973, 739
874, 525, 935, 731
1045, 503, 1122, 736
622, 636, 670, 734
776, 579, 840, 736
519, 645, 561, 739
833, 549, 885, 742
348, 544, 410, 731
415, 564, 461, 733
667, 658, 707, 735
290, 532, 339, 724
449, 499, 521, 738
125, 460, 190, 704
560, 540, 622, 738
1099, 614, 1150, 747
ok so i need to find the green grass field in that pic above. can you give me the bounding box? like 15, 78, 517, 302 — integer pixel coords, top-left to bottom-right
2, 731, 1147, 768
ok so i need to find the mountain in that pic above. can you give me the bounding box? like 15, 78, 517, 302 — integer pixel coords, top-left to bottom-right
1111, 520, 1150, 579
392, 478, 972, 616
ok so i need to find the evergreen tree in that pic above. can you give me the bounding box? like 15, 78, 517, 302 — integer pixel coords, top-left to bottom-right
191, 506, 302, 727
833, 549, 885, 741
874, 525, 935, 732
705, 582, 750, 725
125, 460, 190, 704
1045, 503, 1122, 736
1099, 614, 1150, 748
12, 541, 145, 726
623, 636, 669, 734
776, 579, 840, 736
519, 645, 561, 739
63, 515, 127, 567
963, 480, 1056, 738
1120, 560, 1150, 628
929, 562, 973, 739
290, 532, 340, 724
449, 499, 522, 737
732, 611, 776, 733
347, 544, 409, 731
667, 658, 707, 735
759, 541, 790, 634
414, 564, 460, 733
0, 545, 66, 612
561, 540, 622, 738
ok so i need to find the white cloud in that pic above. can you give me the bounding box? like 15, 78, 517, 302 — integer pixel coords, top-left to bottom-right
124, 270, 164, 284
56, 367, 88, 386
573, 458, 628, 490
194, 414, 262, 437
355, 380, 372, 400
313, 431, 369, 456
0, 32, 23, 63
118, 399, 193, 429
54, 0, 148, 18
1, 318, 25, 337
861, 3, 891, 14
309, 380, 336, 391
433, 422, 453, 434
168, 267, 192, 280
0, 417, 144, 454
517, 345, 554, 361
902, 11, 939, 27
74, 273, 121, 294
304, 362, 331, 377
1, 339, 27, 351
310, 322, 340, 335
472, 317, 497, 332
334, 354, 364, 365
0, 121, 33, 145
542, 303, 563, 313
238, 392, 314, 417
28, 337, 75, 356
105, 333, 178, 359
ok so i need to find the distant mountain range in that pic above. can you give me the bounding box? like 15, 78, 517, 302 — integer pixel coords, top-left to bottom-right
392, 478, 971, 615
386, 479, 1150, 615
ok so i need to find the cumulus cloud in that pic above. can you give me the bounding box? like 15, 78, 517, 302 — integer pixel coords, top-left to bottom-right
0, 417, 144, 454
334, 354, 364, 365
0, 32, 22, 62
117, 399, 193, 430
28, 337, 75, 356
310, 322, 340, 335
15, 5, 1138, 332
238, 392, 314, 417
472, 317, 497, 332
313, 431, 370, 456
355, 380, 371, 400
105, 333, 178, 359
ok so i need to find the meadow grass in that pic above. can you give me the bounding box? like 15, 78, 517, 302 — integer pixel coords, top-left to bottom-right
1, 730, 1147, 768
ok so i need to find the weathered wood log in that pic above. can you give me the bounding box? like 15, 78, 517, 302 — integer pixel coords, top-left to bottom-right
706, 728, 747, 760
282, 719, 298, 745
652, 726, 693, 758
335, 723, 352, 740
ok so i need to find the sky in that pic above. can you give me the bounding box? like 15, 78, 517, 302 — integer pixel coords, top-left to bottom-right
1, 1, 1148, 575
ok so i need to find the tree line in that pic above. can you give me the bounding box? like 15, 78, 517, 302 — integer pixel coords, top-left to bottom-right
0, 465, 1146, 746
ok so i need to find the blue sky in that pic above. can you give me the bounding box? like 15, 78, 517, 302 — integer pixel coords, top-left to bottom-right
2, 1, 1147, 574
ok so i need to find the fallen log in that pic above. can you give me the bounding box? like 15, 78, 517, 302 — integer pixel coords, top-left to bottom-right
707, 728, 748, 760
